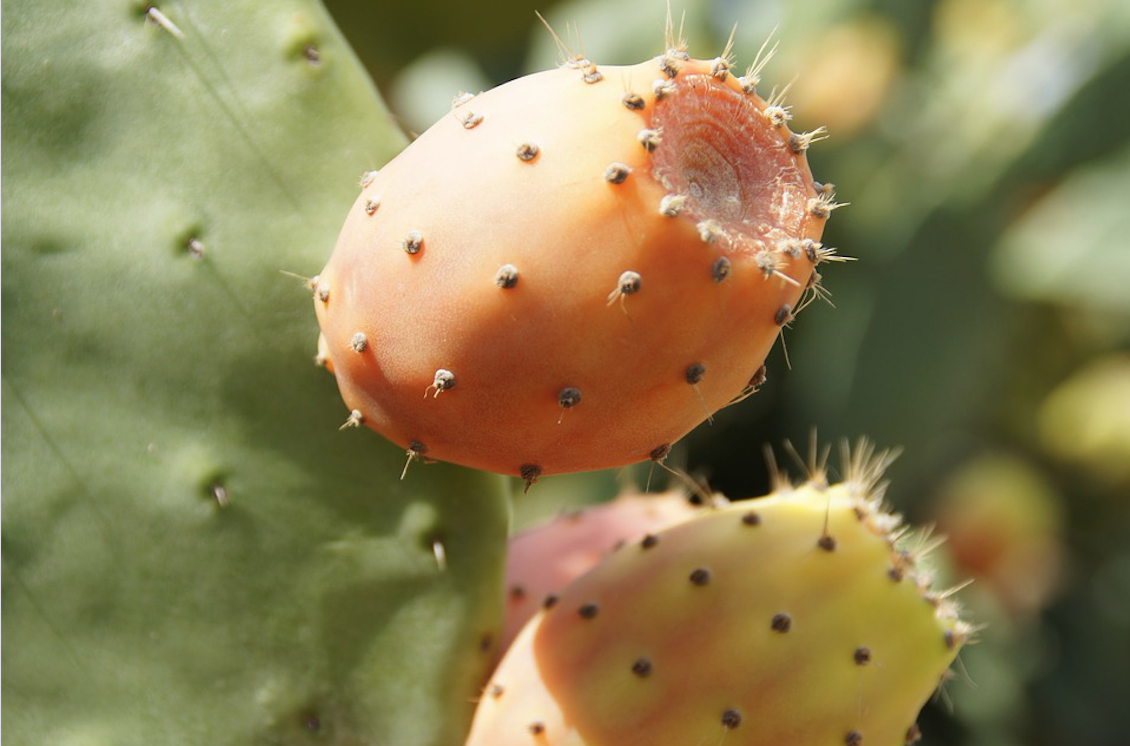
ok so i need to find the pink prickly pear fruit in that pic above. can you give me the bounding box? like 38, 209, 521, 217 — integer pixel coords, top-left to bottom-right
313, 38, 842, 479
466, 445, 970, 746
502, 490, 706, 658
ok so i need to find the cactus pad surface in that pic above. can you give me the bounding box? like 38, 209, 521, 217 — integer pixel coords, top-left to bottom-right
1, 3, 508, 744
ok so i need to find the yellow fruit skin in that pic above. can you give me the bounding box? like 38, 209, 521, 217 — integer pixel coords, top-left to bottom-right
502, 491, 701, 658
467, 479, 965, 746
314, 56, 827, 477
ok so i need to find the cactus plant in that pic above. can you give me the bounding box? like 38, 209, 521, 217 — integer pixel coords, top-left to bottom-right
313, 44, 845, 481
467, 443, 969, 746
2, 3, 999, 746
1, 2, 508, 744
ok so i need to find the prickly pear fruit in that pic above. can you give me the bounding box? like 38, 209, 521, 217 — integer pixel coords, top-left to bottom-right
467, 445, 969, 746
503, 490, 705, 656
932, 454, 1064, 618
314, 39, 842, 480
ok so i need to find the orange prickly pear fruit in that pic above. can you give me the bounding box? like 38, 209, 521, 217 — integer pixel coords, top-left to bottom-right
502, 490, 705, 657
931, 455, 1065, 618
466, 443, 971, 746
313, 32, 843, 481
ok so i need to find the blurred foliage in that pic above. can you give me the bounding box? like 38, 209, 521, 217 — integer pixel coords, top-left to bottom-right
324, 0, 1130, 744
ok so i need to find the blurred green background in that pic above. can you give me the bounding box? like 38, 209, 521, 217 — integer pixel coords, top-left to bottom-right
322, 0, 1130, 744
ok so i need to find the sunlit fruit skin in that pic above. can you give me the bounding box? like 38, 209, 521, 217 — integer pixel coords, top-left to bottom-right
314, 54, 837, 478
501, 491, 703, 657
467, 453, 969, 746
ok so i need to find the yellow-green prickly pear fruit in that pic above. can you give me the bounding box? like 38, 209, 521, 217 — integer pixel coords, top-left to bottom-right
467, 443, 971, 746
502, 490, 705, 657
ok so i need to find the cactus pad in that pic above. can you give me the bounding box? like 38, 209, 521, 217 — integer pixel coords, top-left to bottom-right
1, 2, 507, 744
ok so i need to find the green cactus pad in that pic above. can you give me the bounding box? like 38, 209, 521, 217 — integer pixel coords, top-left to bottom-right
1, 2, 508, 744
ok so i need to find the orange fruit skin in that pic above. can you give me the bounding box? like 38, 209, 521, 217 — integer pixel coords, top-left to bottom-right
315, 57, 827, 477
